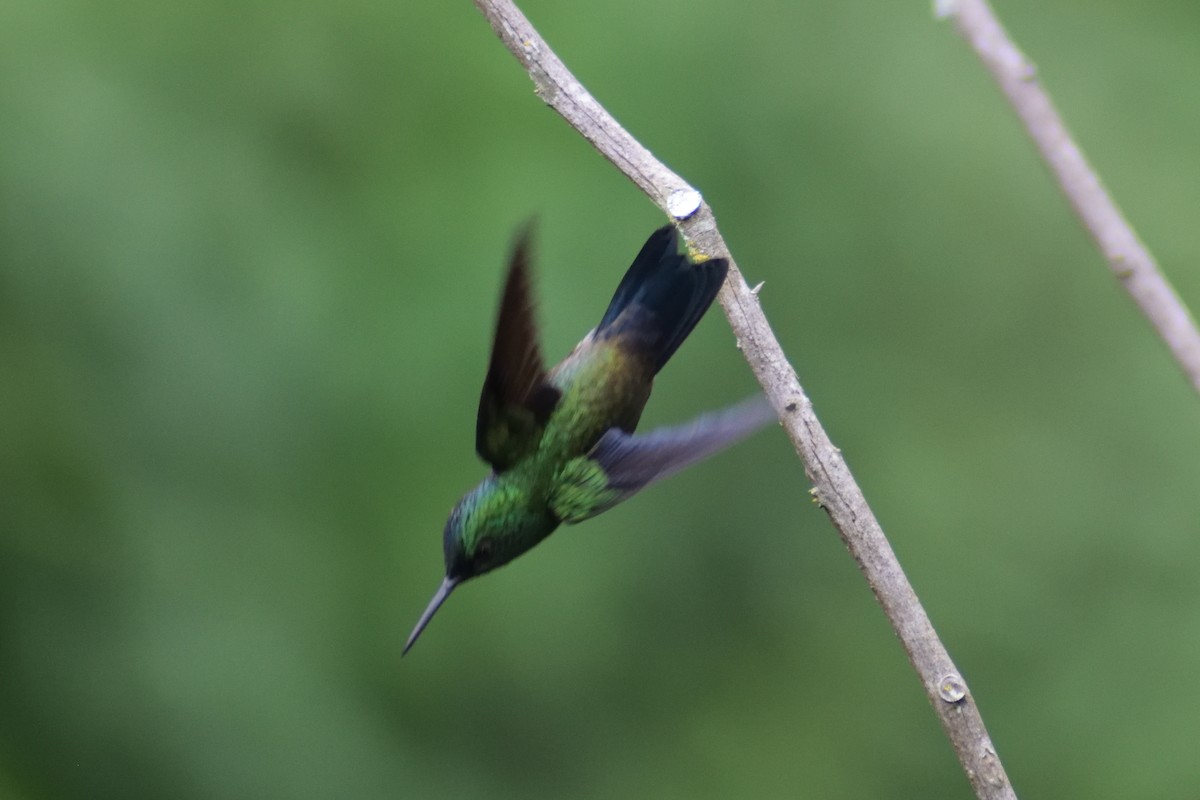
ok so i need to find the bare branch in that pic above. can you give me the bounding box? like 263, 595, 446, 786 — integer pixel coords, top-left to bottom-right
941, 0, 1200, 396
472, 1, 1017, 797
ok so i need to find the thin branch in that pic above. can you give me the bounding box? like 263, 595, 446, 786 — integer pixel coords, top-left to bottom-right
941, 0, 1200, 396
471, 1, 1016, 798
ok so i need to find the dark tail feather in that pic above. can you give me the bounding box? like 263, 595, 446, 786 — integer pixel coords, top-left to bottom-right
596, 226, 728, 373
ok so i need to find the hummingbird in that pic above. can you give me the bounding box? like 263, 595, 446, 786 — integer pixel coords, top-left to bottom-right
404, 224, 775, 655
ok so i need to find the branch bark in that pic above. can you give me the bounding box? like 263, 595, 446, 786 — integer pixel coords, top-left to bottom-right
471, 1, 1016, 798
941, 0, 1200, 396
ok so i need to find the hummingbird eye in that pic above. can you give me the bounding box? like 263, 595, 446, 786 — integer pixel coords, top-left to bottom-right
474, 538, 495, 564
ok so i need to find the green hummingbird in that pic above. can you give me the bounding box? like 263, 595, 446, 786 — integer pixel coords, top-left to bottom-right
403, 224, 775, 655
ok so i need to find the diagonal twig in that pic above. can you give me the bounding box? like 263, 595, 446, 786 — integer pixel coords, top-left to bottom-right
940, 0, 1200, 396
471, 1, 1017, 797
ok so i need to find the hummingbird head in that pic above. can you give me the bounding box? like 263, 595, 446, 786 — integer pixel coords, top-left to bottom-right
403, 475, 557, 655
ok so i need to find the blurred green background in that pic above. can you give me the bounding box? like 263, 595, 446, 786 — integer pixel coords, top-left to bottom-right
3, 0, 1199, 797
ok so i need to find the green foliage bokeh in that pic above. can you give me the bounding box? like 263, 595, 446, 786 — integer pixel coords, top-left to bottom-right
3, 1, 1199, 797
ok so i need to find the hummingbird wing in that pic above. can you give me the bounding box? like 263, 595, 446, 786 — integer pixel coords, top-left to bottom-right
551, 395, 776, 524
476, 224, 562, 472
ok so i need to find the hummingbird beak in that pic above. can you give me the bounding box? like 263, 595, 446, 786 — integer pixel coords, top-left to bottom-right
403, 576, 458, 656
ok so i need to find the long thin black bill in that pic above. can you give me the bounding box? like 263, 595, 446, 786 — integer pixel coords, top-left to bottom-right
403, 577, 458, 656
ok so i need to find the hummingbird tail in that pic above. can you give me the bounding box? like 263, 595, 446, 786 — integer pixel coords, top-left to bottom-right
595, 226, 728, 374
